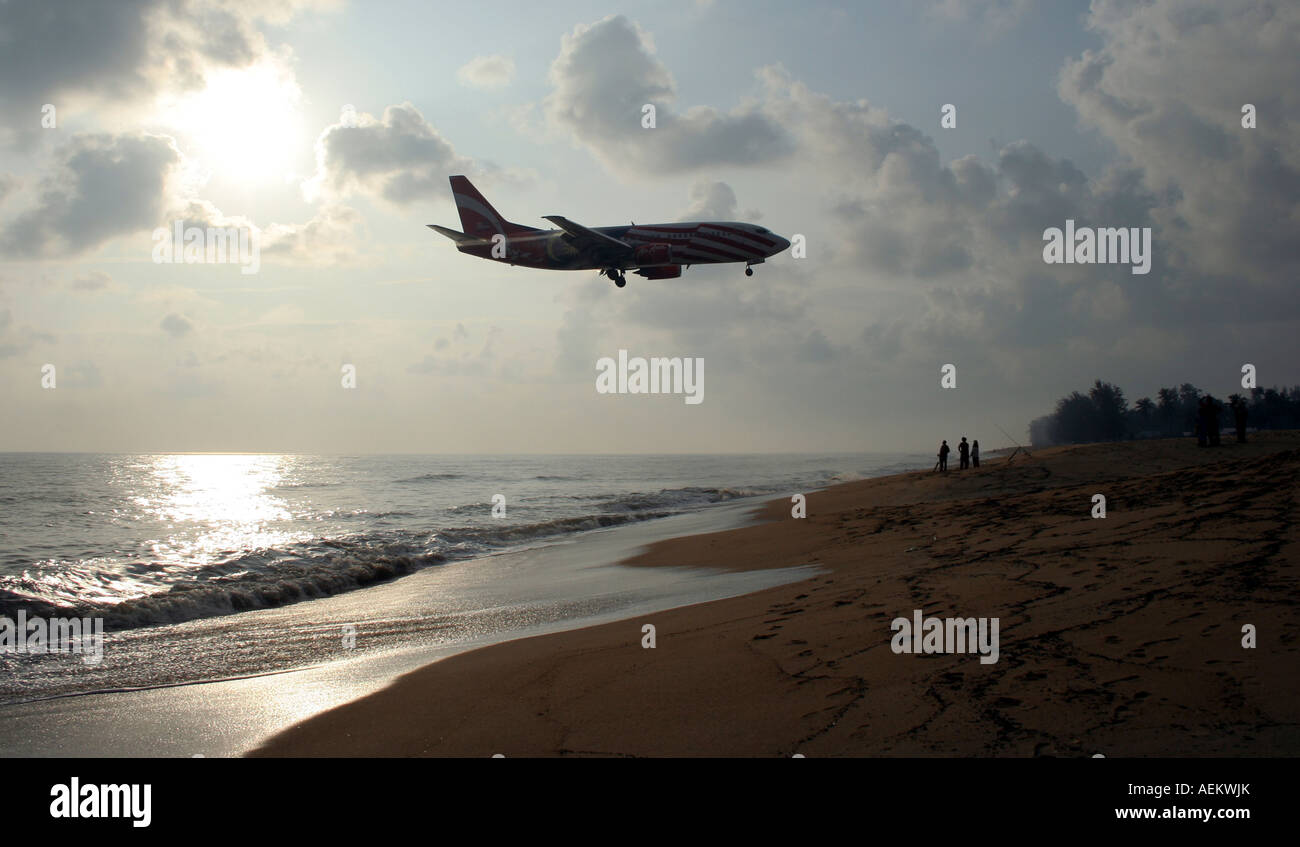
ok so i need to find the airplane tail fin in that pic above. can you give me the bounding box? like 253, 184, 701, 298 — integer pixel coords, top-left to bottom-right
449, 175, 538, 238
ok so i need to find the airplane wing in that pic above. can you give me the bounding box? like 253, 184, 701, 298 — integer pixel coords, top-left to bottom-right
542, 215, 633, 262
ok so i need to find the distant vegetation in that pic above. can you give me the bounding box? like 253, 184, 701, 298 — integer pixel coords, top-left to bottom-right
1029, 380, 1300, 447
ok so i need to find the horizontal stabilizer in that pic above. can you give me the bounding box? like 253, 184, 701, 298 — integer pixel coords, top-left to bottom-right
427, 224, 475, 244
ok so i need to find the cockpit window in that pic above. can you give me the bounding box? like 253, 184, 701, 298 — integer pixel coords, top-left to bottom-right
755, 226, 769, 234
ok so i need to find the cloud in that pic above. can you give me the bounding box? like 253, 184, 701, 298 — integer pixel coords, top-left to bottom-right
456, 55, 516, 89
544, 15, 794, 175
60, 361, 104, 389
0, 132, 181, 258
0, 0, 334, 149
0, 305, 55, 358
147, 193, 363, 268
540, 4, 1299, 404
260, 204, 364, 265
160, 313, 194, 337
679, 181, 737, 221
923, 0, 1035, 33
303, 102, 477, 205
1058, 0, 1300, 287
70, 271, 112, 292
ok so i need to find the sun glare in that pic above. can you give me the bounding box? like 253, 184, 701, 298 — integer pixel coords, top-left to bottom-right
161, 62, 306, 187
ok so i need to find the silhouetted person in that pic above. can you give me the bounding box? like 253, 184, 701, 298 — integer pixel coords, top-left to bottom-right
1207, 396, 1222, 446
958, 436, 970, 470
938, 440, 950, 472
1232, 398, 1248, 443
971, 439, 980, 468
1196, 397, 1210, 447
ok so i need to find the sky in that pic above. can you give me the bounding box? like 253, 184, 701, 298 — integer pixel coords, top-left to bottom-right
0, 0, 1296, 454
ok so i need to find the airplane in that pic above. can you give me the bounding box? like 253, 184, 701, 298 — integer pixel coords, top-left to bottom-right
429, 175, 791, 287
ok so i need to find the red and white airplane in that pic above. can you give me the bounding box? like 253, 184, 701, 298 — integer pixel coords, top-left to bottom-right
429, 175, 790, 287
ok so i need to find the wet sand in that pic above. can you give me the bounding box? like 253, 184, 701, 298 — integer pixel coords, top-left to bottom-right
252, 433, 1300, 757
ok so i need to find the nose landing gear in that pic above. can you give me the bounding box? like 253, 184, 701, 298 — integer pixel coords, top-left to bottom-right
602, 268, 627, 287
745, 265, 754, 277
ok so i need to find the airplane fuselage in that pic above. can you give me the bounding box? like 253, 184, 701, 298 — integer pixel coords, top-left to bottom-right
432, 175, 790, 285
453, 221, 788, 271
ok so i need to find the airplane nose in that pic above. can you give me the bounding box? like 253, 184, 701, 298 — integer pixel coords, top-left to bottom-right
773, 235, 791, 255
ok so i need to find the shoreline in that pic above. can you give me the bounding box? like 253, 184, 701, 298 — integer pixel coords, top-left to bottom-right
0, 494, 820, 756
251, 433, 1300, 757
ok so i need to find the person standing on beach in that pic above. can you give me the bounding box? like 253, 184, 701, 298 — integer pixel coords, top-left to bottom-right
971, 439, 980, 468
1232, 397, 1248, 443
938, 440, 950, 472
958, 437, 970, 470
1207, 395, 1222, 446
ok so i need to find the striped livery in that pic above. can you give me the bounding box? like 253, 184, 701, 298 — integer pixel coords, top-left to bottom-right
429, 175, 791, 287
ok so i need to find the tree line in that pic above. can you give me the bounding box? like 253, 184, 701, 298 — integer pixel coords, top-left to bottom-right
1028, 380, 1300, 446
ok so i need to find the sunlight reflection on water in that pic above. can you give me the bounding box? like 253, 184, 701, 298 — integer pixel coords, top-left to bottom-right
135, 454, 308, 567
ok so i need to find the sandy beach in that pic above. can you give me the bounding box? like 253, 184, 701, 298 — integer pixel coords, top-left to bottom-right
252, 433, 1300, 757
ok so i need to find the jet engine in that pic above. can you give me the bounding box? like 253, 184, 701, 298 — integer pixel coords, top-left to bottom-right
633, 243, 673, 266
636, 265, 682, 280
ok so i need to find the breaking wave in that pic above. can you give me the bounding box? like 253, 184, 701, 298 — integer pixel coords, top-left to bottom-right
0, 482, 793, 632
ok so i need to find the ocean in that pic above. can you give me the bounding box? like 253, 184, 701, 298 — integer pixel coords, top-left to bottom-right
0, 452, 925, 716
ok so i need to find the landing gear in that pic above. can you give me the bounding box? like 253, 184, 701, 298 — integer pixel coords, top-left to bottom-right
745, 266, 754, 277
602, 268, 627, 287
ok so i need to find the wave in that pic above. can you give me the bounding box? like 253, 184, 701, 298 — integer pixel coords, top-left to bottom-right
394, 472, 466, 483
0, 536, 445, 631
0, 483, 782, 632
597, 486, 765, 512
435, 511, 674, 547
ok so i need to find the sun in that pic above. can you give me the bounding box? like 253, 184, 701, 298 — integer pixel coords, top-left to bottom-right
160, 61, 307, 187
